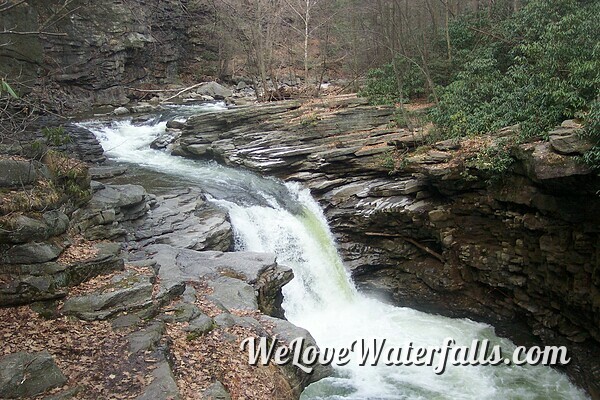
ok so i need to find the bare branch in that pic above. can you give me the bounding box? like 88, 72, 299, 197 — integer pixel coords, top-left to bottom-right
0, 30, 68, 37
365, 232, 445, 263
160, 83, 204, 102
0, 0, 26, 14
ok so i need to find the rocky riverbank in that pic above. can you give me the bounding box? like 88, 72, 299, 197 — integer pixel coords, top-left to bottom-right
175, 95, 600, 398
0, 139, 330, 398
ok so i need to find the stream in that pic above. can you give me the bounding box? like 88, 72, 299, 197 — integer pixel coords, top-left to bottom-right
80, 103, 589, 400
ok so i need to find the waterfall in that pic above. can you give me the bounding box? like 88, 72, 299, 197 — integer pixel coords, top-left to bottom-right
82, 108, 589, 400
218, 183, 587, 400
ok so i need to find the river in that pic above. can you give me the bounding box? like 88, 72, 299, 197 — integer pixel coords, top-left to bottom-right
80, 103, 588, 400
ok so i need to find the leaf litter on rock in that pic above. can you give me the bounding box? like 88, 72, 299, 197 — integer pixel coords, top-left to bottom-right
0, 306, 150, 399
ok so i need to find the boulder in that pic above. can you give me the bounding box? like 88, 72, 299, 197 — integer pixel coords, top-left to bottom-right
517, 142, 591, 181
166, 119, 185, 129
0, 351, 67, 398
0, 274, 68, 307
151, 129, 180, 150
56, 123, 106, 163
549, 122, 593, 155
201, 381, 231, 400
113, 106, 130, 115
130, 103, 156, 114
197, 82, 233, 100
255, 264, 293, 318
261, 316, 332, 397
0, 210, 69, 244
1, 242, 64, 264
185, 314, 214, 336
0, 159, 38, 188
160, 302, 202, 323
71, 184, 150, 240
89, 184, 147, 209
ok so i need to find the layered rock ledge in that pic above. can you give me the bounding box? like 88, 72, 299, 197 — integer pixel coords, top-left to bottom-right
1, 149, 330, 399
177, 95, 600, 396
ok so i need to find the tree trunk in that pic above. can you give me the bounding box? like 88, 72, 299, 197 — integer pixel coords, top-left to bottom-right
445, 1, 452, 62
304, 0, 310, 84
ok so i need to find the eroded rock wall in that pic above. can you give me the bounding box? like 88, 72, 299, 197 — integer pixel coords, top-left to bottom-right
0, 0, 218, 108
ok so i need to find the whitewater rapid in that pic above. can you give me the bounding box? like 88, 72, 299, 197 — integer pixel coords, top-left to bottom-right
81, 105, 589, 400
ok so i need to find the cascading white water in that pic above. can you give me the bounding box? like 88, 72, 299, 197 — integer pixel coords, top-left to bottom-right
221, 184, 588, 400
82, 108, 589, 400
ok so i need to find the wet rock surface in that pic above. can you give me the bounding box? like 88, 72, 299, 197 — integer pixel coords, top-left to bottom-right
129, 188, 233, 252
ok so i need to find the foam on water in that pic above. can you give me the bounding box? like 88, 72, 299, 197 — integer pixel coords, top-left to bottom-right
219, 183, 588, 400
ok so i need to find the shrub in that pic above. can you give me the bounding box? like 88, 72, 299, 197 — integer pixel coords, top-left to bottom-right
360, 59, 426, 105
581, 98, 600, 169
430, 0, 600, 140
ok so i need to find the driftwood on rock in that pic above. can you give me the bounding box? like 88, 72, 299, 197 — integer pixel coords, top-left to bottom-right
126, 83, 205, 102
160, 83, 204, 102
365, 232, 445, 262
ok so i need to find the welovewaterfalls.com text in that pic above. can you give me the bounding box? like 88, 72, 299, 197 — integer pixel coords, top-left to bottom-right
240, 337, 571, 374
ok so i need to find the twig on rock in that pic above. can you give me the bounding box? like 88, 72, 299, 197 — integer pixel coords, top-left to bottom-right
365, 232, 444, 262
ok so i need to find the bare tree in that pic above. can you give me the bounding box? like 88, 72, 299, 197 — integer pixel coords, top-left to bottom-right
283, 0, 325, 84
216, 0, 287, 100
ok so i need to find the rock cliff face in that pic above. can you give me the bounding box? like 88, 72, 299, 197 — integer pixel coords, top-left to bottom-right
177, 95, 600, 396
0, 0, 218, 108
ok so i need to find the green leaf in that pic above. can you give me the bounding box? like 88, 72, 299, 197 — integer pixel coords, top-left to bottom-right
1, 80, 18, 99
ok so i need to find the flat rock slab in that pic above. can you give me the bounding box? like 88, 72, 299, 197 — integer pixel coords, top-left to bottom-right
128, 321, 165, 353
213, 313, 262, 331
133, 188, 232, 252
61, 268, 155, 321
89, 165, 128, 179
0, 351, 67, 398
208, 276, 258, 311
170, 247, 276, 283
147, 244, 278, 285
1, 241, 64, 265
136, 361, 181, 400
146, 245, 291, 316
